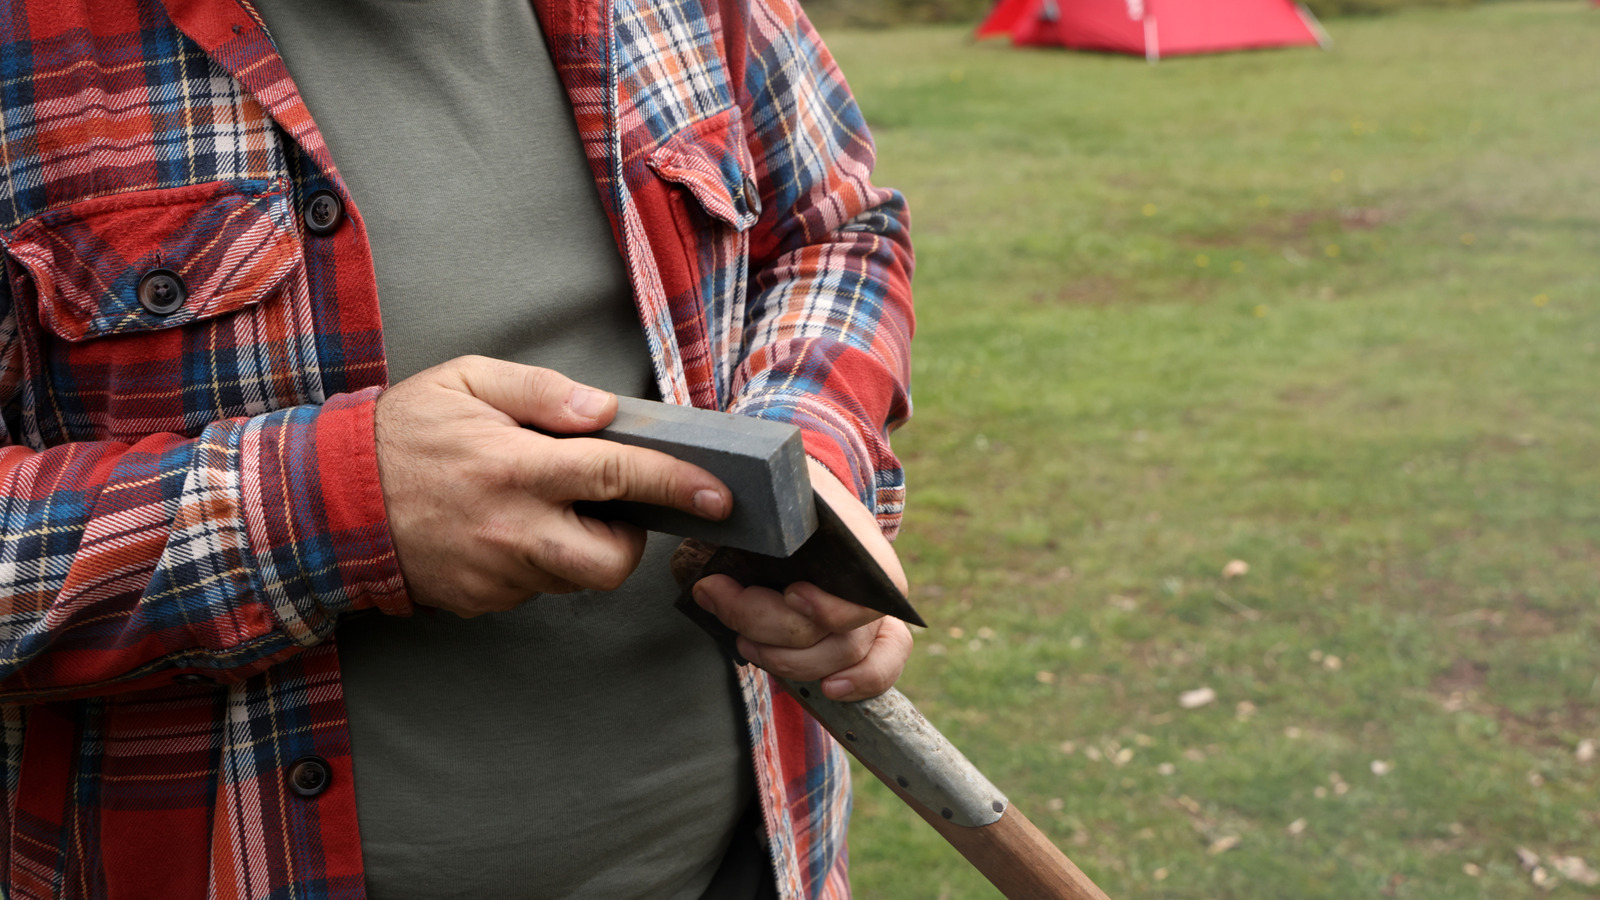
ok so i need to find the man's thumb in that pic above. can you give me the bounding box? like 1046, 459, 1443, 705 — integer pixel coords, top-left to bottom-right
449, 356, 616, 432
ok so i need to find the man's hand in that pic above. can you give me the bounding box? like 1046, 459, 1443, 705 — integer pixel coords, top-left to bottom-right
691, 459, 914, 702
374, 356, 732, 617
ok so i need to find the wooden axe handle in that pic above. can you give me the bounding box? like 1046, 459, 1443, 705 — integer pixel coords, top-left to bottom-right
780, 681, 1111, 900
670, 541, 1112, 899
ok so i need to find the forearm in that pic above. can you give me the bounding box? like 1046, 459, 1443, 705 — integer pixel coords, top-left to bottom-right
0, 387, 405, 701
732, 0, 915, 534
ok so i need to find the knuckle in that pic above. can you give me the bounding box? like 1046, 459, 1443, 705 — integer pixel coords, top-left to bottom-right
516, 363, 559, 397
530, 531, 633, 592
790, 619, 827, 648
758, 651, 804, 680
857, 667, 894, 695
588, 452, 630, 500
471, 514, 520, 554
531, 534, 583, 578
711, 599, 752, 635
847, 627, 878, 663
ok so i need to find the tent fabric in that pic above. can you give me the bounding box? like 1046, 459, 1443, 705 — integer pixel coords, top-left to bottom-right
977, 0, 1326, 59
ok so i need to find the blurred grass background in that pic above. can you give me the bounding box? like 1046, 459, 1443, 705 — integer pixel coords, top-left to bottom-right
821, 2, 1600, 897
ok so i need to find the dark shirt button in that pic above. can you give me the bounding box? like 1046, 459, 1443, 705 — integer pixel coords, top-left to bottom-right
287, 756, 331, 798
303, 190, 343, 236
742, 174, 761, 217
137, 269, 186, 315
173, 672, 216, 686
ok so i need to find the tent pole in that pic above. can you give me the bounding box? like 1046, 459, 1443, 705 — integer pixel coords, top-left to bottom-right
1296, 3, 1334, 49
1144, 16, 1160, 64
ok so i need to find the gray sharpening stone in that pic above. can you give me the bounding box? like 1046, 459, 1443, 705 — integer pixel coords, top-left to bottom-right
567, 397, 817, 557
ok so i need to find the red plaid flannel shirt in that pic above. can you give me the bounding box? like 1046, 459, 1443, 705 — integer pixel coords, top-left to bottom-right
0, 0, 914, 897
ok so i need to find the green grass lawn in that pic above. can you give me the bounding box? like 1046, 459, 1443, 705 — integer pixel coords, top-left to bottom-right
821, 3, 1600, 897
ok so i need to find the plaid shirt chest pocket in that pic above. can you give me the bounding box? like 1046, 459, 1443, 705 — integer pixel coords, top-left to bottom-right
646, 104, 761, 404
1, 179, 325, 448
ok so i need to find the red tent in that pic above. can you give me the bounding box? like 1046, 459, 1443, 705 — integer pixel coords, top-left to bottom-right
977, 0, 1330, 61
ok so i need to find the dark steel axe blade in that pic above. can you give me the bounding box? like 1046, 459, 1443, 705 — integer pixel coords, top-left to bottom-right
684, 490, 926, 628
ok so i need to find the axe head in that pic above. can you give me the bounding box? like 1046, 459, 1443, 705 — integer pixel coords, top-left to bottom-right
564, 397, 924, 627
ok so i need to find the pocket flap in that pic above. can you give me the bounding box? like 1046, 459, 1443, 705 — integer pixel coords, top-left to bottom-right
647, 106, 760, 232
3, 179, 301, 342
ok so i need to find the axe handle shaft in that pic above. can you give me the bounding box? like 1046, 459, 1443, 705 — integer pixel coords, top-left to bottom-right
668, 541, 1109, 896
777, 680, 1112, 900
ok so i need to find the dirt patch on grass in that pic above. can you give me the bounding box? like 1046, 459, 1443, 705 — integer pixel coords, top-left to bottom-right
1185, 206, 1404, 249
1435, 657, 1490, 695
1030, 276, 1128, 306
1278, 381, 1348, 408
1432, 656, 1600, 750
1030, 275, 1215, 307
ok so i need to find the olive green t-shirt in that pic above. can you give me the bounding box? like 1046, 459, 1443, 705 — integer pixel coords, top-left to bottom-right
253, 2, 753, 897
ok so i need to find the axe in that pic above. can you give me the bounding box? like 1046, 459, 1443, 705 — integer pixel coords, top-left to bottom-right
566, 398, 1112, 900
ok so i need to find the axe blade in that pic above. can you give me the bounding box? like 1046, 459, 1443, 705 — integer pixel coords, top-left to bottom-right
687, 491, 926, 628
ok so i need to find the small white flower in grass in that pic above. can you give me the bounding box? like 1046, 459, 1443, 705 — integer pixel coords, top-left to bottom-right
1531, 866, 1555, 890
1314, 786, 1328, 799
967, 640, 983, 652
1236, 701, 1258, 720
1323, 655, 1343, 671
1333, 782, 1349, 795
1221, 559, 1249, 578
1527, 770, 1545, 787
947, 626, 964, 639
1047, 797, 1065, 812
976, 627, 996, 640
1157, 763, 1176, 776
1284, 726, 1303, 739
1463, 863, 1482, 877
926, 643, 946, 656
1085, 746, 1103, 762
1059, 740, 1077, 755
1516, 848, 1540, 870
1036, 670, 1057, 684
1153, 868, 1169, 881
1114, 748, 1135, 766
1577, 739, 1596, 763
1183, 748, 1206, 762
1287, 818, 1307, 835
1370, 760, 1392, 776
1134, 733, 1154, 747
1308, 649, 1324, 662
1179, 687, 1217, 709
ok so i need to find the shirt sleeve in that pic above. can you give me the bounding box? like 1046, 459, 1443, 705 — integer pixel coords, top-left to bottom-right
0, 296, 407, 702
723, 0, 915, 539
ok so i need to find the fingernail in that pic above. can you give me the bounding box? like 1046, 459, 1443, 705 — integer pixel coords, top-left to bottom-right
570, 387, 610, 418
823, 677, 854, 699
693, 489, 727, 519
783, 587, 814, 618
692, 583, 713, 610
